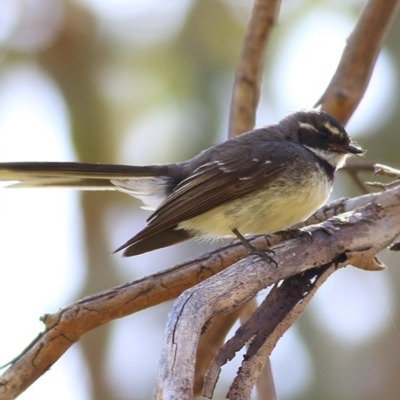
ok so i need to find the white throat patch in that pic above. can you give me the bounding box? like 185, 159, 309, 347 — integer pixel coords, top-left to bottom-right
304, 146, 349, 170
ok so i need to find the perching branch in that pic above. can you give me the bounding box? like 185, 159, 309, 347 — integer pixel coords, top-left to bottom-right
156, 187, 400, 399
205, 265, 334, 399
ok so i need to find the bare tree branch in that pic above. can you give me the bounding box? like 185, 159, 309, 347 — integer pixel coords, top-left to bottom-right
194, 302, 256, 395
374, 163, 400, 178
366, 164, 400, 189
219, 265, 333, 399
0, 174, 394, 399
316, 0, 400, 125
228, 0, 281, 138
156, 187, 400, 399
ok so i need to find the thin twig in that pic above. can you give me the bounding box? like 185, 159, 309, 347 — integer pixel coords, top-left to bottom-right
366, 164, 400, 189
342, 162, 398, 193
374, 163, 400, 178
366, 179, 400, 190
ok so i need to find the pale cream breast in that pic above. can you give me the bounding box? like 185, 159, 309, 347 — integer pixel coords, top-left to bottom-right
178, 173, 332, 238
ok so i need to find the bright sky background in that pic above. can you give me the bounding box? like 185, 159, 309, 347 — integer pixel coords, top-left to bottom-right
0, 2, 398, 400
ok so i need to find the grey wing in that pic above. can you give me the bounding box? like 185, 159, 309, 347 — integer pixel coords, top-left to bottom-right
116, 155, 287, 252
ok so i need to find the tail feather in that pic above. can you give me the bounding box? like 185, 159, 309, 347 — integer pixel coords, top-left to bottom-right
0, 161, 193, 256
117, 227, 193, 256
0, 161, 173, 190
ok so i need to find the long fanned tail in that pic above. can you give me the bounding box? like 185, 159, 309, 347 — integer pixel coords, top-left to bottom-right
0, 161, 192, 256
0, 161, 172, 190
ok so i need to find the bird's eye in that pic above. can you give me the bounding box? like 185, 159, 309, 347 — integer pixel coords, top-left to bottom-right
318, 130, 329, 140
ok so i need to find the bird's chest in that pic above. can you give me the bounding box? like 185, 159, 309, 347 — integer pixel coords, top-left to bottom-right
180, 172, 332, 238
243, 175, 332, 234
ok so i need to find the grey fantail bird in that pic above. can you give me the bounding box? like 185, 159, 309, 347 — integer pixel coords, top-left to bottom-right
0, 110, 364, 256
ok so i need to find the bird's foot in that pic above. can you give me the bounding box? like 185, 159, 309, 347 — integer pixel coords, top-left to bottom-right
232, 228, 278, 266
251, 247, 277, 266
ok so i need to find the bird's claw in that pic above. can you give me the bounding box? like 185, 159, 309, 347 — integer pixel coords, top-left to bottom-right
251, 247, 278, 267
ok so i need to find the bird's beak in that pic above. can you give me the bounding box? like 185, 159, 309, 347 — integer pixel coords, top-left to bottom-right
343, 141, 365, 155
333, 140, 364, 155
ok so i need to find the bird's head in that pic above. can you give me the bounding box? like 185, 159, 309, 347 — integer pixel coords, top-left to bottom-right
281, 110, 364, 169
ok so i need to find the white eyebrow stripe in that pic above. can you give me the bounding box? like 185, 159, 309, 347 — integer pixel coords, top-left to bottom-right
298, 122, 318, 131
323, 122, 341, 135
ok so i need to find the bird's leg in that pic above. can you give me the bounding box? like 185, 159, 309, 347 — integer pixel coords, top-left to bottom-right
232, 228, 277, 266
